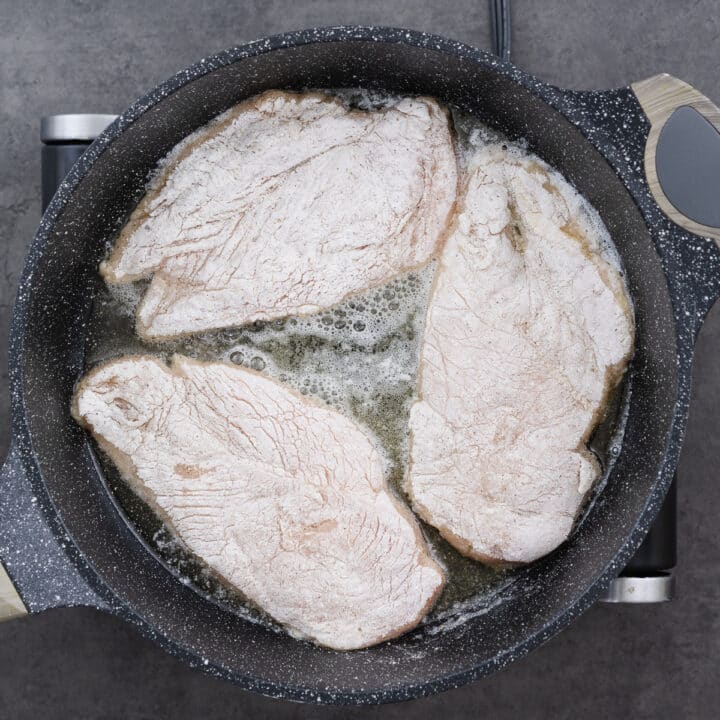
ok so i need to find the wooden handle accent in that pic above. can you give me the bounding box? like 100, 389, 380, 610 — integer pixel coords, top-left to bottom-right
632, 73, 720, 243
0, 560, 27, 621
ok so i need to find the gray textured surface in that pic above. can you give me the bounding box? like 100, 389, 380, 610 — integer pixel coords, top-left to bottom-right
0, 0, 719, 717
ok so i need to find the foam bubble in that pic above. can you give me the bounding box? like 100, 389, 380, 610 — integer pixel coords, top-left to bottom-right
105, 279, 147, 318
329, 87, 404, 111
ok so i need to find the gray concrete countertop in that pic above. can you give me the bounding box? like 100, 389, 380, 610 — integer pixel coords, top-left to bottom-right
1, 1, 719, 718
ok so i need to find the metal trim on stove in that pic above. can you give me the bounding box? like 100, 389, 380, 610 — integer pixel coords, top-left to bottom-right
40, 114, 118, 144
600, 574, 674, 603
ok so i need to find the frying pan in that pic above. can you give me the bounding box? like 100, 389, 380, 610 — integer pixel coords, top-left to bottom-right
2, 27, 720, 704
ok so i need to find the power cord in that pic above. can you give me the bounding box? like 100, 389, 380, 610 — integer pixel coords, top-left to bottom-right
490, 0, 512, 62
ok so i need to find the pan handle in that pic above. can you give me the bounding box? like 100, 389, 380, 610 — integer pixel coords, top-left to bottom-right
631, 74, 720, 244
0, 440, 110, 621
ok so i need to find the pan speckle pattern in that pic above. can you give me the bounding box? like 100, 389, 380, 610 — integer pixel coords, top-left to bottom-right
3, 27, 720, 704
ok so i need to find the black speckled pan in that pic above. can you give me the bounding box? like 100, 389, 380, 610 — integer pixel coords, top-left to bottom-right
2, 27, 720, 705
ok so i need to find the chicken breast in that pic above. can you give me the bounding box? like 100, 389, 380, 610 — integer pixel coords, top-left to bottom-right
73, 355, 444, 650
406, 144, 634, 565
101, 90, 457, 340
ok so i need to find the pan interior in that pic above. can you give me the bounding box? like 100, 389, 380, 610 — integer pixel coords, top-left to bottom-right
17, 35, 677, 698
81, 95, 633, 637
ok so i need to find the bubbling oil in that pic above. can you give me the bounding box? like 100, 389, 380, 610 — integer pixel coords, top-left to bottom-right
84, 92, 630, 633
